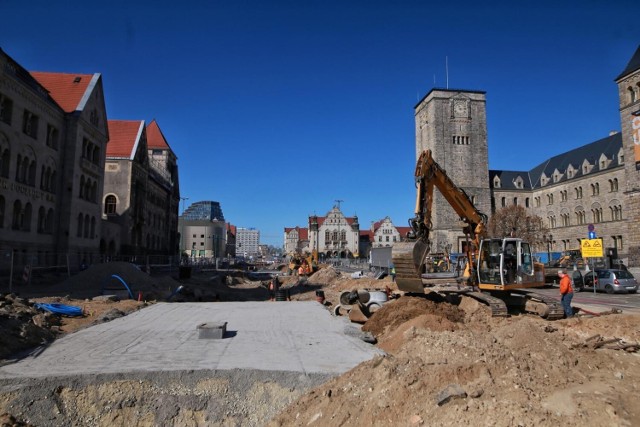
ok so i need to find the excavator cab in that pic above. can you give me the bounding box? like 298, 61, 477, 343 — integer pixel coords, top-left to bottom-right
476, 238, 543, 290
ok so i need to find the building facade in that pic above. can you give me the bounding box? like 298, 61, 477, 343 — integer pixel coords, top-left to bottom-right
181, 219, 226, 259
102, 119, 180, 257
284, 205, 360, 258
236, 227, 260, 257
417, 46, 640, 268
0, 48, 109, 266
178, 200, 226, 258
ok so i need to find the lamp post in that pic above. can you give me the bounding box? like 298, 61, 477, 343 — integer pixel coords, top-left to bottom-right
545, 234, 553, 265
179, 197, 189, 257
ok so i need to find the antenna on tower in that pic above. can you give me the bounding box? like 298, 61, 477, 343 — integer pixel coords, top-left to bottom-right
446, 56, 449, 89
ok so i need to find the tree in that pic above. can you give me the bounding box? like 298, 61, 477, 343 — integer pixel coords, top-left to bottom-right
487, 205, 549, 252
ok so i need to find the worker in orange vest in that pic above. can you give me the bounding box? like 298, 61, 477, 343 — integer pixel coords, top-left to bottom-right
558, 269, 574, 318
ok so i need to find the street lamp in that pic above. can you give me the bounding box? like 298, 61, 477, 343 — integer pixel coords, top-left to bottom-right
179, 197, 189, 257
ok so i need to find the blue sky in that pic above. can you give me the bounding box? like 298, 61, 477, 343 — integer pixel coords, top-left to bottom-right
2, 1, 639, 246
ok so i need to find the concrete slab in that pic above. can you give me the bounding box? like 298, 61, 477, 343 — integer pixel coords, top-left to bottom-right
0, 302, 383, 379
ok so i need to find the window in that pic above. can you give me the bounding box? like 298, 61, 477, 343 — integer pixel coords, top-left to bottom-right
0, 137, 10, 178
575, 187, 583, 199
0, 93, 13, 125
0, 195, 4, 228
104, 194, 116, 215
77, 213, 84, 237
22, 110, 39, 139
46, 125, 59, 150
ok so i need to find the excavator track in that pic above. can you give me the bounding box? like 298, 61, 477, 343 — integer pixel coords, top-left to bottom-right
509, 290, 565, 320
464, 291, 509, 317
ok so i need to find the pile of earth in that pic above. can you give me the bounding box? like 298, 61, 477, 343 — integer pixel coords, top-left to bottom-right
269, 295, 640, 426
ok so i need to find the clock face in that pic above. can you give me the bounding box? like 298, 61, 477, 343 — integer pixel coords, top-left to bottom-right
454, 101, 467, 116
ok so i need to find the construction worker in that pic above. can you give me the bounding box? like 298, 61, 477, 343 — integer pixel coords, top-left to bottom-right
558, 269, 574, 318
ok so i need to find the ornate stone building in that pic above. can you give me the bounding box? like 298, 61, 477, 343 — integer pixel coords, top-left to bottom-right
0, 48, 109, 266
102, 119, 180, 256
284, 205, 360, 258
417, 45, 640, 268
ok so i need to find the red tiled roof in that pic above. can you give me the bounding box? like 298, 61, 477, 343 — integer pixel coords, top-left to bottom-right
284, 226, 308, 240
298, 228, 309, 240
147, 119, 171, 150
106, 120, 144, 158
396, 226, 412, 238
30, 72, 95, 113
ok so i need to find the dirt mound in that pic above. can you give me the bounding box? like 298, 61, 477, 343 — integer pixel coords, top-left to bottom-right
362, 294, 465, 337
308, 266, 341, 284
58, 262, 161, 297
270, 313, 640, 426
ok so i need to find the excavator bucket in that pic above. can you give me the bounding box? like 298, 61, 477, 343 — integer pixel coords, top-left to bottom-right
391, 239, 429, 293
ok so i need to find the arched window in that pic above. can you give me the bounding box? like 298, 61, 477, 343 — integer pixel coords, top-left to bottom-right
79, 175, 85, 198
46, 208, 54, 234
104, 195, 117, 215
0, 195, 4, 228
37, 206, 46, 233
84, 214, 90, 238
90, 217, 96, 238
23, 203, 32, 231
12, 200, 22, 229
77, 213, 84, 237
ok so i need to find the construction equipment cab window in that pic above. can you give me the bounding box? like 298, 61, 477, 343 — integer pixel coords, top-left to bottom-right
478, 239, 535, 286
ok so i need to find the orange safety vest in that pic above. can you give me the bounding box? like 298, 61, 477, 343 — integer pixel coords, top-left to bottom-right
559, 275, 573, 294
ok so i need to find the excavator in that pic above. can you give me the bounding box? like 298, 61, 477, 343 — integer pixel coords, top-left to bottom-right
391, 149, 564, 320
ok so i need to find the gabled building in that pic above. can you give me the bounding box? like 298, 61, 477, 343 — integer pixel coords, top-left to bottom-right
285, 205, 360, 258
0, 48, 109, 266
103, 119, 179, 256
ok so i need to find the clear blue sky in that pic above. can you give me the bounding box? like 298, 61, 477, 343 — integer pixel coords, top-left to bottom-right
2, 1, 639, 246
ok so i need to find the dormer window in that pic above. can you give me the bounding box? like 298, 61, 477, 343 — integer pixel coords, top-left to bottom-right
582, 160, 592, 175
553, 169, 562, 183
540, 173, 548, 186
493, 176, 501, 188
618, 148, 625, 164
598, 154, 609, 170
513, 176, 523, 189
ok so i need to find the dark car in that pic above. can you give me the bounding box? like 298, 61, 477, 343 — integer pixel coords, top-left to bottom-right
581, 269, 638, 294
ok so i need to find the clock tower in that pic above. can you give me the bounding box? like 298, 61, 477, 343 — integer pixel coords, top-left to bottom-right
414, 89, 491, 254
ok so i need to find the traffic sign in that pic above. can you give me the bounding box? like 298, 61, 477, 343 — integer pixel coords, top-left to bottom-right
588, 224, 595, 232
588, 231, 596, 239
581, 238, 604, 258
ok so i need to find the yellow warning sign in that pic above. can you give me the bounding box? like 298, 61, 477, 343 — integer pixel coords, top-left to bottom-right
581, 238, 604, 258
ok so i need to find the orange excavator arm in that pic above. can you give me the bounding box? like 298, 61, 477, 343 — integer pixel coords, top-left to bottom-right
392, 149, 488, 292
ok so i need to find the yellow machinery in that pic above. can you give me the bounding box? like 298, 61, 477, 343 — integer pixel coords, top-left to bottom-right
392, 149, 563, 319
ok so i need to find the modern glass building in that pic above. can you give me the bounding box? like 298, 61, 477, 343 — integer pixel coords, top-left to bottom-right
181, 201, 225, 221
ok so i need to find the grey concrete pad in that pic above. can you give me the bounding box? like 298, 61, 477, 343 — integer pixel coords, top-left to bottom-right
0, 302, 383, 379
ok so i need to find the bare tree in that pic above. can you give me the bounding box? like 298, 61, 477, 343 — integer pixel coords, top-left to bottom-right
487, 205, 549, 252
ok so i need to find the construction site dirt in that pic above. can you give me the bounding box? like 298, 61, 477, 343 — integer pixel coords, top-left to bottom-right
1, 262, 640, 426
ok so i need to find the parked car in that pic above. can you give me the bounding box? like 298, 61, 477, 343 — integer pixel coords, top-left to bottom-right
581, 269, 638, 294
